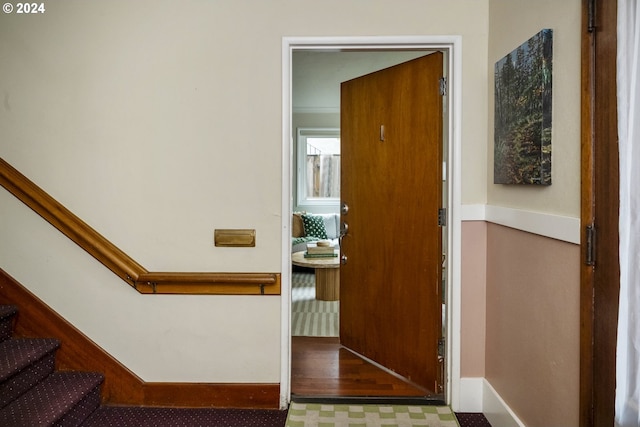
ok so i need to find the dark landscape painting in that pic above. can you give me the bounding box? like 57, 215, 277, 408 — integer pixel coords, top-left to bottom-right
494, 29, 553, 185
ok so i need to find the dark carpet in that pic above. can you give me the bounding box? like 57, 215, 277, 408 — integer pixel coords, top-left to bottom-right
82, 406, 288, 427
456, 412, 493, 427
81, 407, 490, 427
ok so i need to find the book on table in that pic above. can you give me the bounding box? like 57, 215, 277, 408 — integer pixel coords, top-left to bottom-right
305, 241, 337, 257
304, 252, 338, 258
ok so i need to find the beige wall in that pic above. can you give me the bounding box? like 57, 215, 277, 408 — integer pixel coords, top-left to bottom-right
486, 224, 580, 426
0, 0, 488, 272
488, 0, 581, 217
0, 0, 488, 385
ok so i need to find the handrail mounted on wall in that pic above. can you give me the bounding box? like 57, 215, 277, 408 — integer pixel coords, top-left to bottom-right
0, 158, 280, 295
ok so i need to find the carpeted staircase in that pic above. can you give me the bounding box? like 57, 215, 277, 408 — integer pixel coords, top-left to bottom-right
0, 304, 104, 426
0, 304, 290, 427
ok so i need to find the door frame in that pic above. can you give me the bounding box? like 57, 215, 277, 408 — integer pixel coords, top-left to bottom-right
280, 35, 463, 409
579, 0, 619, 425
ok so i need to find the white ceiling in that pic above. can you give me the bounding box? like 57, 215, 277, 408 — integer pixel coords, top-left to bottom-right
292, 50, 432, 113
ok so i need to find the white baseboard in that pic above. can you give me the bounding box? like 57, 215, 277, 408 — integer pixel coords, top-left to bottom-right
482, 379, 526, 427
456, 377, 525, 426
458, 377, 484, 412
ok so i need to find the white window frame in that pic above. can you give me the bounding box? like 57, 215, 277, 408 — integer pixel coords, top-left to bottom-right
296, 127, 340, 211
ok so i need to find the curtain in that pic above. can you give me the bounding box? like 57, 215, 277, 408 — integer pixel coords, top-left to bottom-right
616, 1, 640, 426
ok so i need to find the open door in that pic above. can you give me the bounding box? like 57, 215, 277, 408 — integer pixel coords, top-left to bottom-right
340, 52, 444, 393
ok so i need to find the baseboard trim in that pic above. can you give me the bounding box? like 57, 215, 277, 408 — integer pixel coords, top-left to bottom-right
483, 379, 526, 427
143, 382, 280, 408
0, 268, 280, 409
457, 377, 483, 412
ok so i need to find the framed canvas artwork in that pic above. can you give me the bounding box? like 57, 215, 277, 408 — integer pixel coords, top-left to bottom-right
494, 29, 553, 185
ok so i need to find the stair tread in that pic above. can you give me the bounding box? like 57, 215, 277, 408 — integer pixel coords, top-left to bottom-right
0, 371, 104, 427
0, 338, 60, 382
0, 305, 18, 320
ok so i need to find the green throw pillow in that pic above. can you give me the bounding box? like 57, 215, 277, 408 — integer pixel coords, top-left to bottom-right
301, 214, 328, 239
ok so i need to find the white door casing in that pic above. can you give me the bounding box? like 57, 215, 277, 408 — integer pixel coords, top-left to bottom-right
280, 35, 463, 411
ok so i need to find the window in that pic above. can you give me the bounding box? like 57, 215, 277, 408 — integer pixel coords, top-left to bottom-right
296, 128, 340, 209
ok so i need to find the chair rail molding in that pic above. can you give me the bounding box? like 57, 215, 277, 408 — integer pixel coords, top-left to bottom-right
461, 203, 580, 245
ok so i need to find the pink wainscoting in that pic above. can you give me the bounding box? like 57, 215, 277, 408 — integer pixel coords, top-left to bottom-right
461, 221, 488, 377
485, 223, 580, 427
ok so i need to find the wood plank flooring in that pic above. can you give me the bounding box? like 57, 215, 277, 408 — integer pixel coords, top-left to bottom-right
291, 336, 434, 398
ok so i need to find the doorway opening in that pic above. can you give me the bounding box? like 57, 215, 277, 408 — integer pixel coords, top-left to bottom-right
280, 36, 462, 410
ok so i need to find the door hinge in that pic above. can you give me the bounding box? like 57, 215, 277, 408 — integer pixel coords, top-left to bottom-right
438, 208, 447, 227
587, 0, 596, 33
439, 77, 447, 96
586, 224, 596, 266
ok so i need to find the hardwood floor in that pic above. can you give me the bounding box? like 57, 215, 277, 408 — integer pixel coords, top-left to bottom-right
291, 336, 437, 400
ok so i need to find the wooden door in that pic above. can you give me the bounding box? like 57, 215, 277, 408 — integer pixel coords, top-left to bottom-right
340, 52, 444, 393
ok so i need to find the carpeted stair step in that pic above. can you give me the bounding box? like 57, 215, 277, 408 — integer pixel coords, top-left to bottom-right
0, 371, 104, 427
0, 305, 18, 342
0, 337, 60, 409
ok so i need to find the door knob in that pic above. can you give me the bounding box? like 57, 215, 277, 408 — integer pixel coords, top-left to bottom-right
341, 254, 348, 265
341, 203, 349, 215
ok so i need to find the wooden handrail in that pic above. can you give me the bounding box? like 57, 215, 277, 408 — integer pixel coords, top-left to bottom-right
136, 272, 280, 295
0, 158, 148, 285
0, 158, 280, 295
